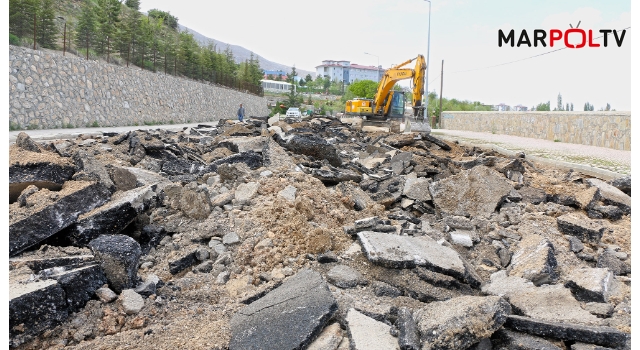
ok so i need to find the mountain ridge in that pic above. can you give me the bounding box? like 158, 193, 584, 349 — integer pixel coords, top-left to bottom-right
178, 24, 314, 78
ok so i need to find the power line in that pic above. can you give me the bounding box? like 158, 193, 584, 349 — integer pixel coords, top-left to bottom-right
449, 27, 630, 74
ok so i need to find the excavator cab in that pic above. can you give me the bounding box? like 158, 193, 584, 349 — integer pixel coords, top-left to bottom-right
386, 91, 406, 118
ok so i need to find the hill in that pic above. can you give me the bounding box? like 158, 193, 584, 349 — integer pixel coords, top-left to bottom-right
179, 24, 314, 78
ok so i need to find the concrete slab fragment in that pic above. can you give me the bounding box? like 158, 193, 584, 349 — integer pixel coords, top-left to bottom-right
429, 165, 513, 218
415, 296, 511, 350
346, 308, 399, 350
357, 231, 479, 286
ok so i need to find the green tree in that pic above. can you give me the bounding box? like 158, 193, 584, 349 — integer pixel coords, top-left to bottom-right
177, 31, 200, 78
535, 101, 551, 111
286, 80, 299, 108
556, 93, 563, 111
583, 102, 594, 111
94, 0, 120, 56
223, 45, 237, 76
9, 0, 39, 40
305, 74, 312, 83
124, 0, 140, 10
116, 1, 141, 65
287, 66, 297, 84
570, 103, 574, 111
605, 103, 611, 111
267, 74, 274, 80
75, 0, 98, 57
247, 53, 263, 86
37, 0, 57, 49
136, 16, 154, 69
348, 80, 378, 99
323, 76, 331, 91
148, 9, 178, 30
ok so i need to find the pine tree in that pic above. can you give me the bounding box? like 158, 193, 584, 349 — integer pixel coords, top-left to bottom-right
94, 0, 120, 57
570, 103, 574, 111
223, 45, 237, 77
116, 3, 141, 65
9, 0, 39, 40
37, 0, 57, 49
75, 0, 98, 58
557, 93, 563, 111
248, 53, 264, 86
605, 103, 611, 111
124, 0, 140, 10
287, 66, 297, 84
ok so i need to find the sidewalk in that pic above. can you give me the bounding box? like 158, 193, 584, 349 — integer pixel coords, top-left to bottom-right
431, 129, 631, 180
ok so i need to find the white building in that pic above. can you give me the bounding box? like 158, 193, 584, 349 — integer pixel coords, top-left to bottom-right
261, 79, 295, 93
315, 60, 383, 85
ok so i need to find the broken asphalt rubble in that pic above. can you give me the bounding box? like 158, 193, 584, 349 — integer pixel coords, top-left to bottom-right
8, 114, 631, 349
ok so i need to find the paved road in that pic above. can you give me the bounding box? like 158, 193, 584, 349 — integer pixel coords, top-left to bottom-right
432, 129, 630, 179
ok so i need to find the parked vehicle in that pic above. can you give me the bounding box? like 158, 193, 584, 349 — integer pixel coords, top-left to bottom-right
286, 107, 301, 120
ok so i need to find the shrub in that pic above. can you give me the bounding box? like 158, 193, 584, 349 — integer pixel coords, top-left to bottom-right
9, 121, 21, 131
9, 34, 20, 46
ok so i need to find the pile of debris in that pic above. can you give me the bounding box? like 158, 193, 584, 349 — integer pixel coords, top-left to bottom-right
8, 114, 631, 350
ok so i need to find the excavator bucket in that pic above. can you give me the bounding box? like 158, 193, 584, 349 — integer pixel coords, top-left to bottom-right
405, 118, 432, 133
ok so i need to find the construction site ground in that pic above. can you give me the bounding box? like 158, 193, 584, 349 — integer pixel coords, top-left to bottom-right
7, 116, 632, 350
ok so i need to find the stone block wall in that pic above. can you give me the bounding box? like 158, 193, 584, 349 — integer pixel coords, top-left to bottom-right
440, 111, 631, 151
9, 46, 270, 130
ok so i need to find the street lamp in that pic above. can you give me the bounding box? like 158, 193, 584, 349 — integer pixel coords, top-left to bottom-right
57, 17, 66, 56
424, 0, 431, 109
364, 52, 380, 82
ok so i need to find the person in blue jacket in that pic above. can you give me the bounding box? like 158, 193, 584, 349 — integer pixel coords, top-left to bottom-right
237, 104, 245, 122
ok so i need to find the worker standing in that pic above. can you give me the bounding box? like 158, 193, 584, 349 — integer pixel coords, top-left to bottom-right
237, 103, 245, 122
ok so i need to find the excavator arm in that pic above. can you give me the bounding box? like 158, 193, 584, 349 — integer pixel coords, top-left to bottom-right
372, 55, 426, 117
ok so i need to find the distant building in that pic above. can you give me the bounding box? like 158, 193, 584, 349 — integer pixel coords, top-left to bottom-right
513, 104, 528, 111
493, 103, 510, 111
261, 79, 295, 93
263, 70, 303, 83
315, 60, 383, 85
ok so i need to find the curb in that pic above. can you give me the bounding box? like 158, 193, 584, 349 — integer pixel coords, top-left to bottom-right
436, 135, 626, 181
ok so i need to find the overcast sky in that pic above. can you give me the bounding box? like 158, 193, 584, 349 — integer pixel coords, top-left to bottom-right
143, 1, 627, 110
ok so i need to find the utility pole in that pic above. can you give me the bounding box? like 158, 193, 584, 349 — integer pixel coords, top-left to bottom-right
33, 14, 37, 50
85, 31, 89, 60
438, 59, 444, 128
62, 22, 66, 55
424, 0, 431, 105
57, 17, 66, 56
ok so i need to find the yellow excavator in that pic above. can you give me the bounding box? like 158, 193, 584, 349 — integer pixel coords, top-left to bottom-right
344, 54, 426, 130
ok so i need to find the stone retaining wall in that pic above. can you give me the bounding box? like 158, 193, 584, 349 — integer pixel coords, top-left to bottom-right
440, 111, 631, 151
9, 46, 270, 130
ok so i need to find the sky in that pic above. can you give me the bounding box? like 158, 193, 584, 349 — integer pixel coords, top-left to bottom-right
140, 0, 631, 111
